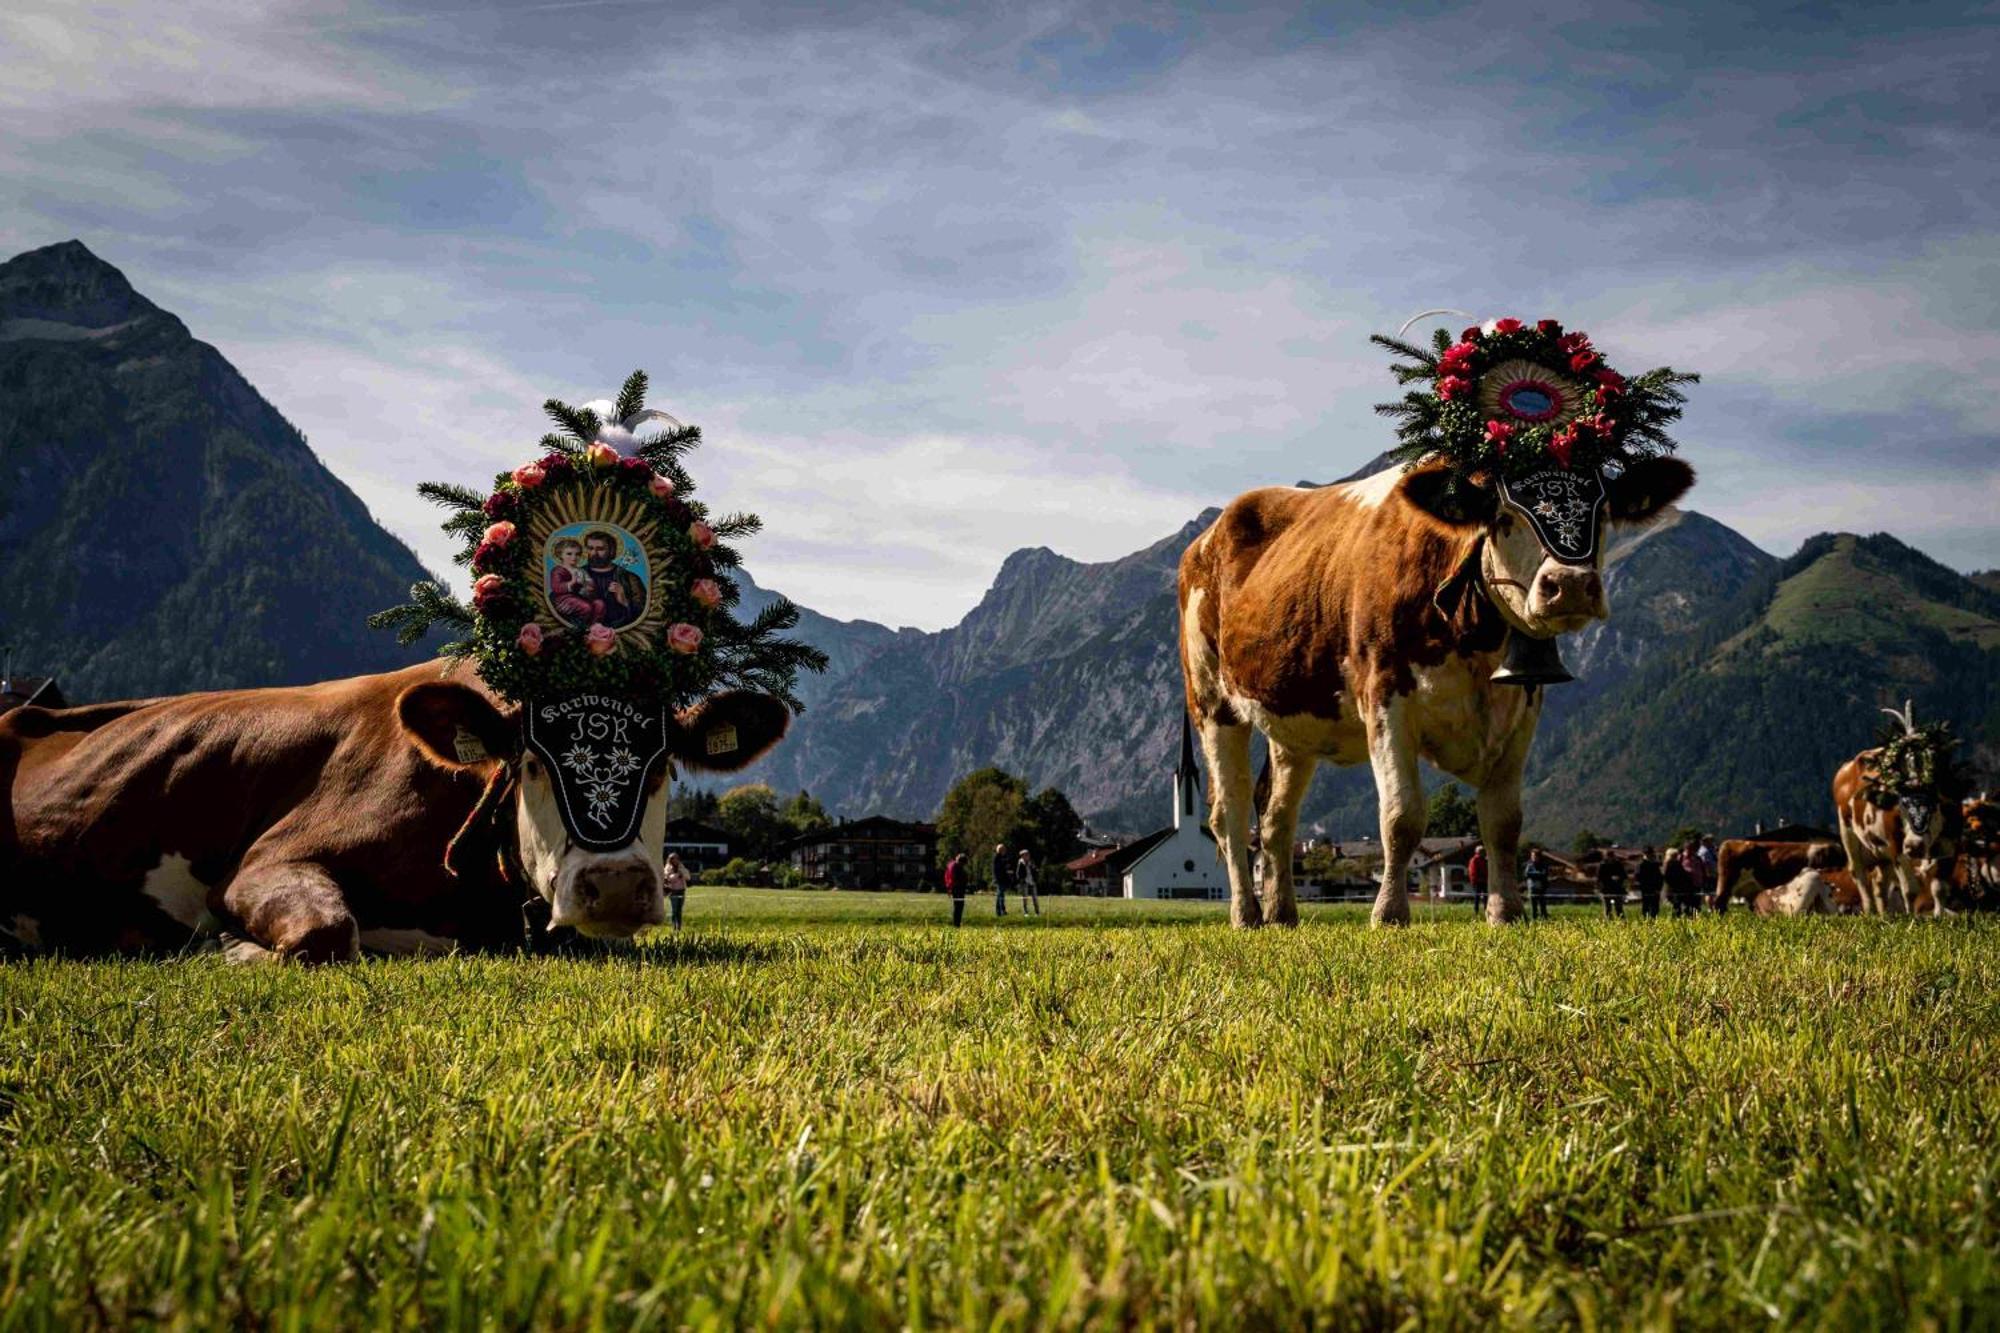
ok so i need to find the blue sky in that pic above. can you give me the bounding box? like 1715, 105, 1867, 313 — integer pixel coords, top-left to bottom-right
4, 0, 1997, 628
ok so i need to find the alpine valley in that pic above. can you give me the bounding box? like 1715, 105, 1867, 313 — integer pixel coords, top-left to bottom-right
6, 241, 1994, 844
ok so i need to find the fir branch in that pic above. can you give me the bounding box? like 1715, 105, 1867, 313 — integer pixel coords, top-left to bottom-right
540, 432, 584, 458
543, 399, 600, 443
417, 481, 487, 514
635, 424, 702, 467
614, 370, 649, 423
367, 581, 474, 645
710, 512, 762, 541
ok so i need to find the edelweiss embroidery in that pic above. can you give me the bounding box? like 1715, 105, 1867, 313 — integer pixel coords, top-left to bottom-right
1501, 469, 1607, 564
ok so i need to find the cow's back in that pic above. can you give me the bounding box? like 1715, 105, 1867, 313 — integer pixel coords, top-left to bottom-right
2, 664, 502, 954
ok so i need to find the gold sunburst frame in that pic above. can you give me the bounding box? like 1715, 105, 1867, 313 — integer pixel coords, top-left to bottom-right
525, 483, 669, 651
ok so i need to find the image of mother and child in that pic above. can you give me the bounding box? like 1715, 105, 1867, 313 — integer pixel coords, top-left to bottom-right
548, 529, 646, 629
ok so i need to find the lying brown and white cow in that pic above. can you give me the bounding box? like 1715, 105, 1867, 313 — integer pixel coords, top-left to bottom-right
1833, 726, 1952, 917
1179, 456, 1693, 927
0, 662, 787, 960
1715, 837, 1848, 905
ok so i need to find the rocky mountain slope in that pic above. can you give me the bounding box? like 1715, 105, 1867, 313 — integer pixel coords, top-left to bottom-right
0, 241, 435, 700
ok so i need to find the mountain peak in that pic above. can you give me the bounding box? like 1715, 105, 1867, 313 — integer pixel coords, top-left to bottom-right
0, 239, 160, 329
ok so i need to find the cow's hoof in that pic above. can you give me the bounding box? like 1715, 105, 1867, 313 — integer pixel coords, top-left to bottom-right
276, 916, 360, 965
1370, 904, 1411, 928
1231, 900, 1264, 929
1267, 902, 1300, 928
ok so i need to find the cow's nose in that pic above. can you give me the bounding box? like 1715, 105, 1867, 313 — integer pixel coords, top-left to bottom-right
1535, 568, 1603, 616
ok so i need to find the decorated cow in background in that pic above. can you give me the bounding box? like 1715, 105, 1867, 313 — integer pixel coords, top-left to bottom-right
1834, 702, 1969, 916
1180, 316, 1697, 928
0, 373, 825, 960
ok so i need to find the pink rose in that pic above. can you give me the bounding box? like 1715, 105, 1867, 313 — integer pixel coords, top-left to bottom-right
483, 520, 516, 548
585, 623, 617, 656
1439, 341, 1477, 373
472, 573, 507, 610
512, 462, 546, 489
517, 622, 544, 656
587, 442, 620, 469
649, 473, 675, 500
1490, 317, 1524, 335
688, 520, 715, 549
690, 577, 723, 608
1438, 375, 1472, 401
667, 622, 703, 654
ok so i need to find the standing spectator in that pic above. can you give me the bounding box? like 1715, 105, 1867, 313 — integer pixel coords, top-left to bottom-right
1680, 843, 1713, 913
1635, 846, 1664, 919
662, 851, 690, 930
944, 853, 968, 927
1466, 844, 1488, 916
990, 843, 1010, 917
1698, 835, 1719, 889
1523, 848, 1551, 921
1015, 849, 1041, 916
1662, 844, 1692, 917
1595, 852, 1628, 918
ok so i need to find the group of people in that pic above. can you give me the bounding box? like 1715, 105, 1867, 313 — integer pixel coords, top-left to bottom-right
940, 844, 1041, 926
1465, 837, 1723, 920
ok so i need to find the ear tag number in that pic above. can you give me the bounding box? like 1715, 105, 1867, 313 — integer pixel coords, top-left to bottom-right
705, 724, 740, 756
453, 726, 491, 764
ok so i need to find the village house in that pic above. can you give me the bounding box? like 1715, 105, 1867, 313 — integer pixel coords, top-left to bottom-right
785, 816, 939, 891
662, 818, 736, 874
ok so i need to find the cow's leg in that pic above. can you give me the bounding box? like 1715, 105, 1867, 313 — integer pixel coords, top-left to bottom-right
223, 861, 359, 964
1476, 728, 1533, 927
1258, 741, 1315, 928
1366, 700, 1422, 928
1199, 718, 1259, 928
1838, 818, 1878, 915
1885, 859, 1916, 916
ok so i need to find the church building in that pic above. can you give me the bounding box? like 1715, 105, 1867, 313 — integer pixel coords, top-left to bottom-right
1116, 715, 1228, 901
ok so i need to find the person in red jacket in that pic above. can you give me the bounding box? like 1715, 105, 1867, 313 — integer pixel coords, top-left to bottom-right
1466, 844, 1488, 916
943, 853, 968, 928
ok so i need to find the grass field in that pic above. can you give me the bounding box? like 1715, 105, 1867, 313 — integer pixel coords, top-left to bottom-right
3, 890, 1997, 1329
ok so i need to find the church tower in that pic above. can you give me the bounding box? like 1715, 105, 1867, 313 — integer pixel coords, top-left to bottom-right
1173, 712, 1202, 830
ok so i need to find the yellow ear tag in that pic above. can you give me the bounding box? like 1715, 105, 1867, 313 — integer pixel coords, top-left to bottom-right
453, 726, 492, 764
705, 724, 739, 757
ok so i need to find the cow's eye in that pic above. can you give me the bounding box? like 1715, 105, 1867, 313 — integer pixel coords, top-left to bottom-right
523, 755, 542, 778
1497, 515, 1516, 536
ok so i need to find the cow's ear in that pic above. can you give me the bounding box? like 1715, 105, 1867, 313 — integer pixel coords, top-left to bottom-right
1402, 466, 1497, 529
669, 690, 792, 772
397, 681, 520, 769
1606, 456, 1695, 523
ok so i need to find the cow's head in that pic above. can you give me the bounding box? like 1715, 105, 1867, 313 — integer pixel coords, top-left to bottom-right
1406, 456, 1695, 638
397, 681, 791, 937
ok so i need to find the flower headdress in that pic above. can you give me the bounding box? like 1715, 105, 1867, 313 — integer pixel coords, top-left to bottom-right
1870, 700, 1967, 804
371, 370, 826, 713
1371, 317, 1698, 480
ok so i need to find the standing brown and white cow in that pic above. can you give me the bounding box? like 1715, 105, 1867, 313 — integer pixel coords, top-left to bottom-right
1832, 705, 1954, 916
0, 662, 789, 960
1178, 457, 1693, 928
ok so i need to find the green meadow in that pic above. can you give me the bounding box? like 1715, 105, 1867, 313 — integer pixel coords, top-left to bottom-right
2, 890, 1996, 1329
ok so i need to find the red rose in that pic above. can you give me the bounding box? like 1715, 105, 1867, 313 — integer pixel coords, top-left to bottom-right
1461, 325, 1483, 343
1438, 374, 1473, 401
620, 456, 650, 476
1587, 412, 1616, 439
471, 540, 501, 572
1491, 317, 1523, 335
472, 573, 508, 610
1536, 319, 1562, 336
1440, 342, 1478, 371
1595, 368, 1625, 390
1484, 419, 1516, 452
1559, 331, 1592, 354
1569, 350, 1600, 373
482, 492, 516, 519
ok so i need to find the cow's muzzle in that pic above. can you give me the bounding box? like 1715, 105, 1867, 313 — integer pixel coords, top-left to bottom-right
549, 856, 667, 937
1526, 564, 1606, 627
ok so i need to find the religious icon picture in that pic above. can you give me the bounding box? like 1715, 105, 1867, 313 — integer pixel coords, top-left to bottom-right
545, 523, 650, 631
525, 486, 670, 650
